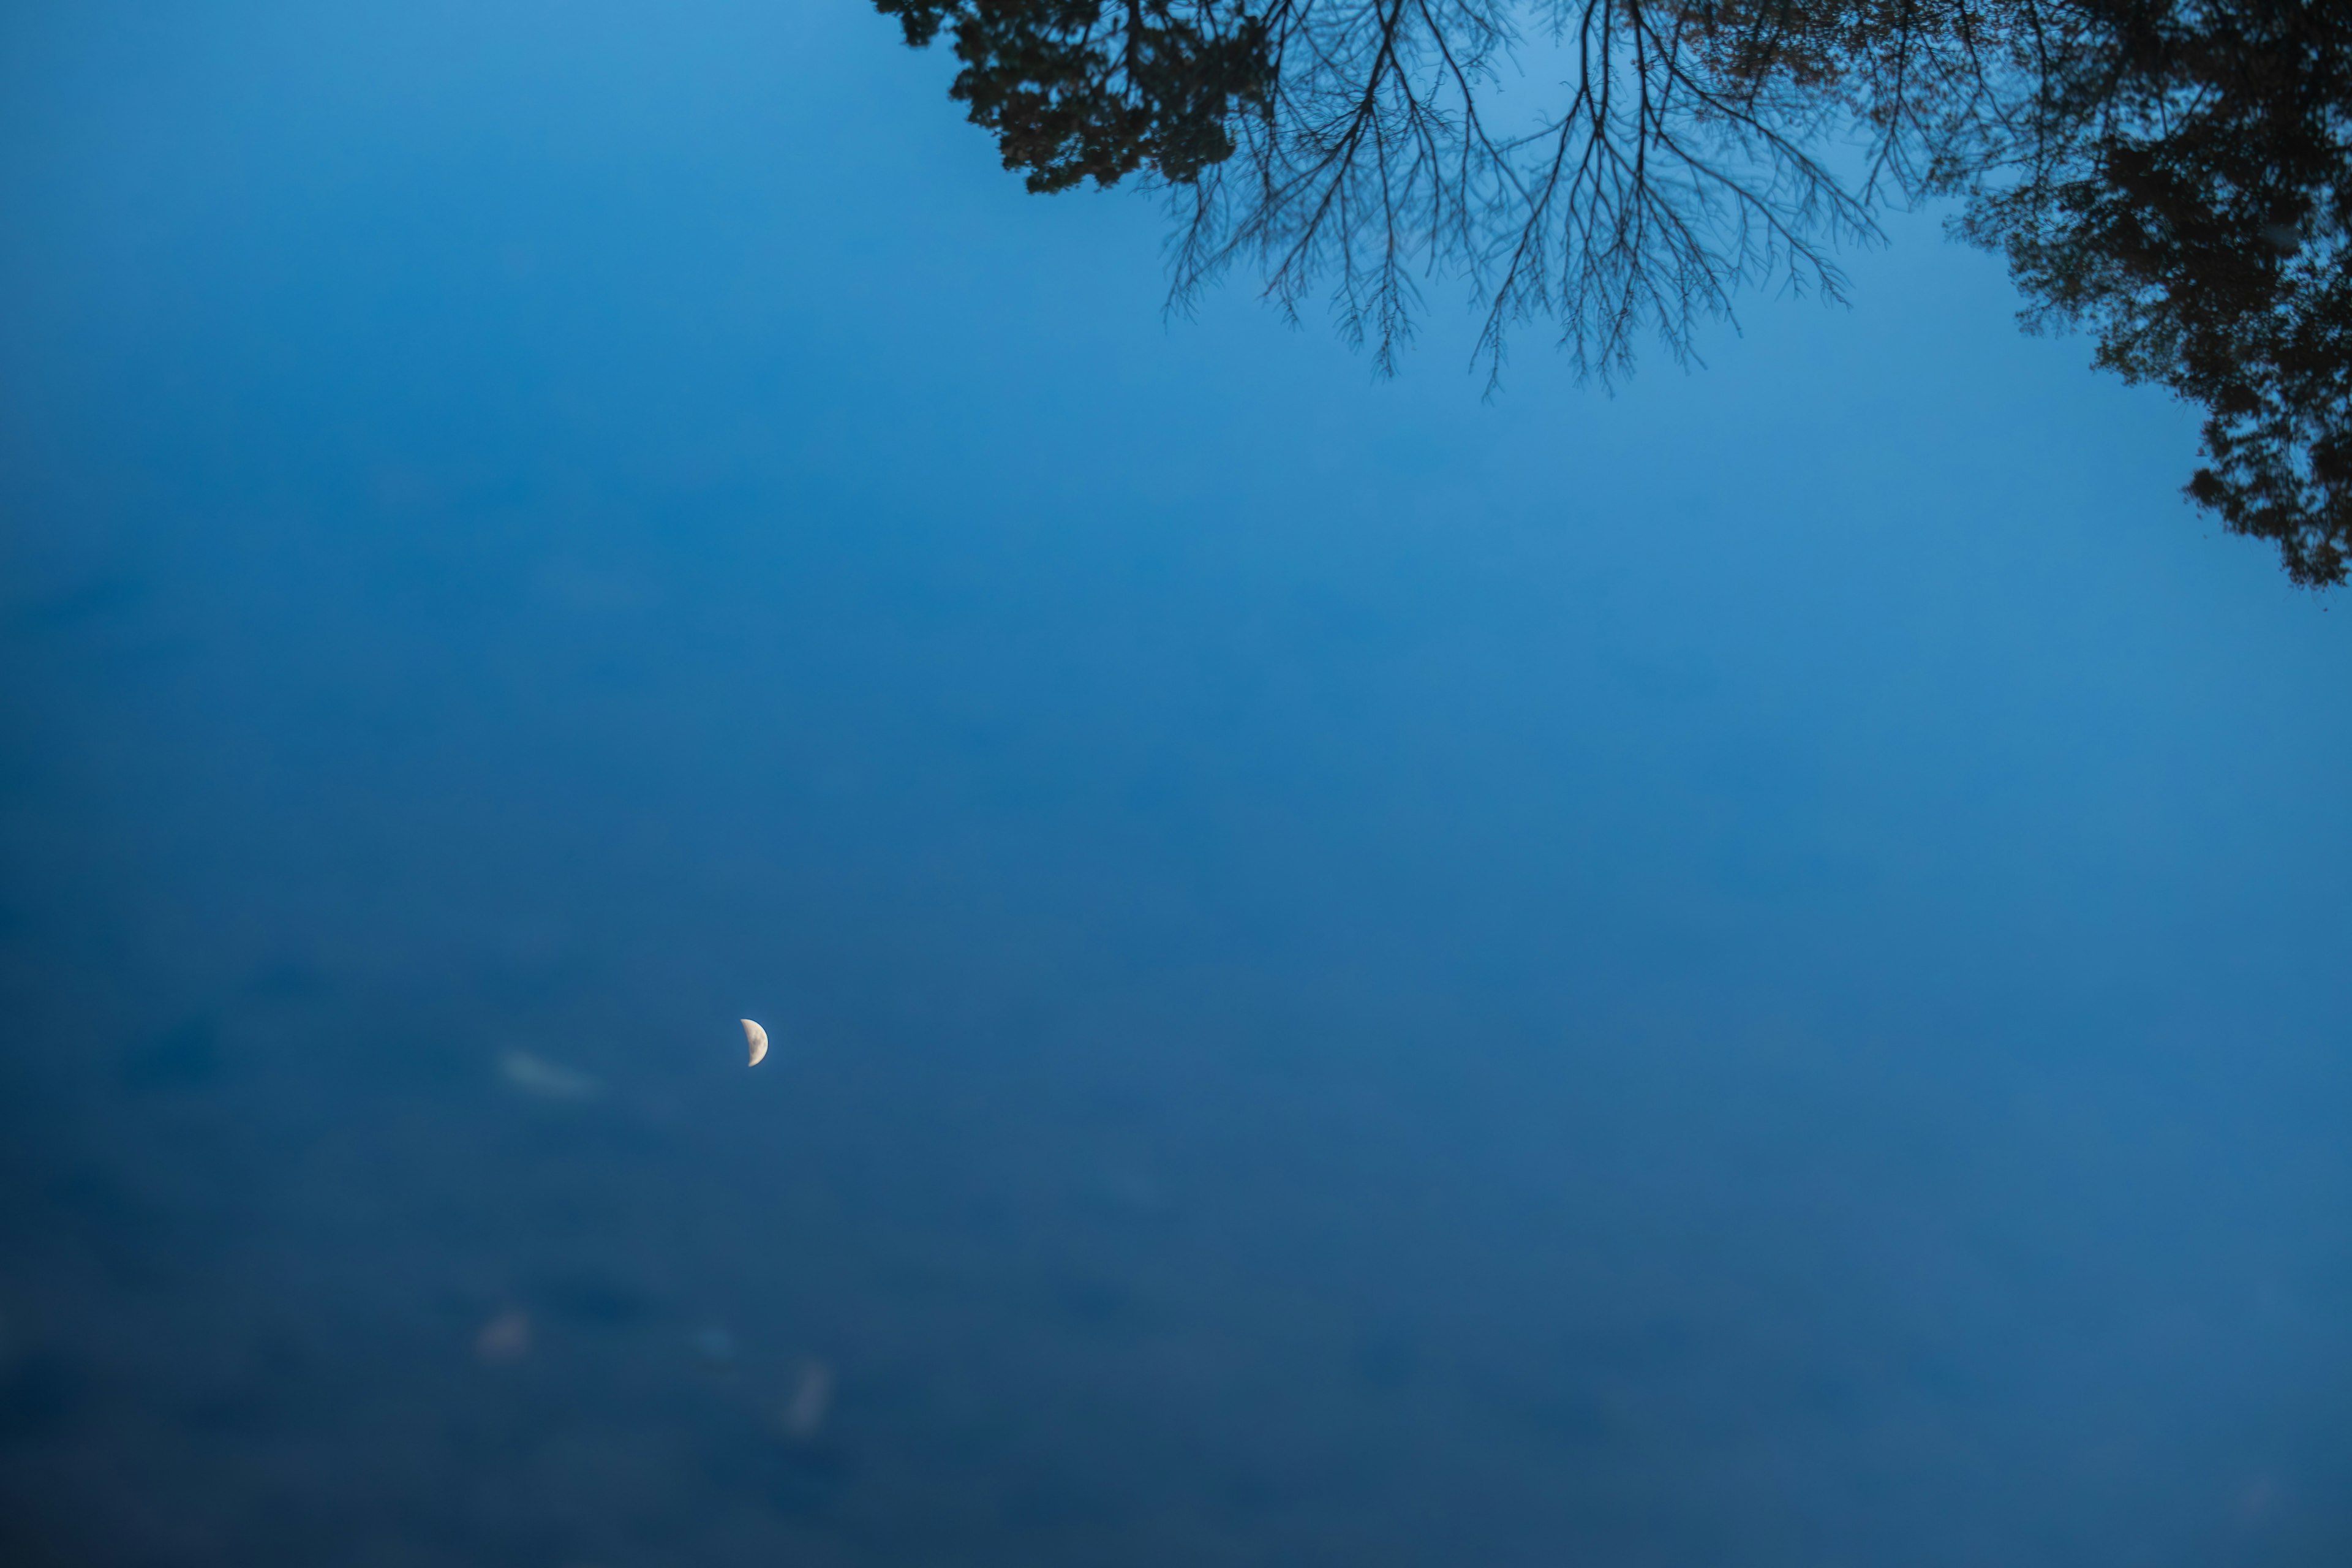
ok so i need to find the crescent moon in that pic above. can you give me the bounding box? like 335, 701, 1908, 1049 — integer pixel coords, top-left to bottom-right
742, 1018, 769, 1067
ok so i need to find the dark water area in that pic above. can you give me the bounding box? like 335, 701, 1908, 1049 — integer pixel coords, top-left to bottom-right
2, 4, 2349, 1566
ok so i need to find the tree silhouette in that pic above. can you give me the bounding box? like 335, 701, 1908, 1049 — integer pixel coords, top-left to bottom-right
881, 0, 2352, 586
875, 0, 1274, 190
1962, 0, 2350, 586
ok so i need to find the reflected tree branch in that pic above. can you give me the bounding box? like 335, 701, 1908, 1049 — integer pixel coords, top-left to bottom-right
880, 0, 2352, 586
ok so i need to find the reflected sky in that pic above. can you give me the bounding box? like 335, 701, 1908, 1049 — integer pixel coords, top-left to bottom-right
1, 3, 2348, 1566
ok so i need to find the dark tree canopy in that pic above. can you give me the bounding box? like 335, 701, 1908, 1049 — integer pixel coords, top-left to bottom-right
876, 0, 1273, 190
881, 0, 2352, 587
1964, 0, 2351, 586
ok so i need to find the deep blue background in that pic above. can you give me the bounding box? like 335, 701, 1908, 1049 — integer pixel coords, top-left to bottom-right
2, 3, 2347, 1564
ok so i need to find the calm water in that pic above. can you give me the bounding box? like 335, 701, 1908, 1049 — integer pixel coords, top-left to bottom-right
2, 4, 2348, 1565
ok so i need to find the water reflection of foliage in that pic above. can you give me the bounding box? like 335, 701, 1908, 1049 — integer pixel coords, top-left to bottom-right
1964, 2, 2348, 586
880, 0, 2349, 584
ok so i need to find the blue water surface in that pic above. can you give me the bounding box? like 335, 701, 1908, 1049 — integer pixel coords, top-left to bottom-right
1, 4, 2347, 1565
